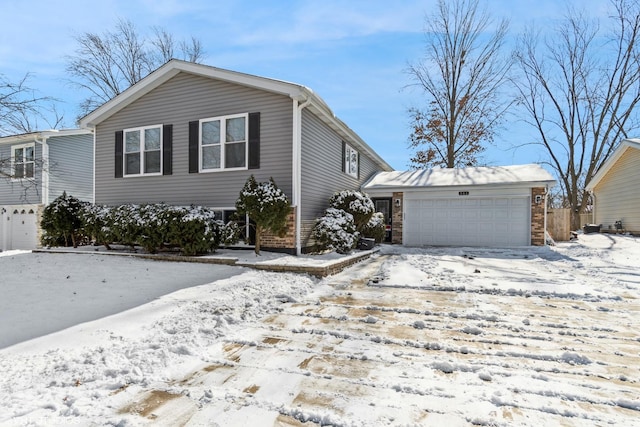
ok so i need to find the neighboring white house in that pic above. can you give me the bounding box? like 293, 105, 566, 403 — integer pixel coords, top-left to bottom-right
0, 129, 93, 251
363, 164, 556, 247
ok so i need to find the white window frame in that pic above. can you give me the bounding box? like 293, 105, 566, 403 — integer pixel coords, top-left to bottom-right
344, 143, 358, 178
123, 124, 163, 177
11, 143, 36, 181
199, 113, 248, 172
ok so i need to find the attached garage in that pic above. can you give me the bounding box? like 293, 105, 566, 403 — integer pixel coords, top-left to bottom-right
363, 164, 556, 247
0, 205, 40, 251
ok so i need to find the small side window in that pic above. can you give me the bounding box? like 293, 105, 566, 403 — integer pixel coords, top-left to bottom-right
344, 143, 359, 178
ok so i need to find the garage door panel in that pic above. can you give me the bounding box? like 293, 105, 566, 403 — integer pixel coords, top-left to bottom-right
1, 206, 38, 251
405, 196, 530, 247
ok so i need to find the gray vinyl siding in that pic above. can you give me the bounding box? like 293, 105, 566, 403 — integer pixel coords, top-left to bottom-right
94, 72, 293, 207
48, 134, 94, 202
593, 147, 640, 232
300, 109, 381, 221
0, 141, 43, 204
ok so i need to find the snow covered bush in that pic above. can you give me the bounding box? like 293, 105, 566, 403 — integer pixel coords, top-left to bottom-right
79, 203, 113, 249
108, 204, 143, 249
312, 207, 359, 254
361, 211, 386, 243
329, 190, 375, 232
40, 192, 88, 247
236, 175, 291, 254
164, 205, 229, 256
77, 203, 238, 255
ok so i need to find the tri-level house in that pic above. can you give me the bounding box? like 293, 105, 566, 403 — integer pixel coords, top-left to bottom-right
79, 59, 393, 254
0, 129, 93, 250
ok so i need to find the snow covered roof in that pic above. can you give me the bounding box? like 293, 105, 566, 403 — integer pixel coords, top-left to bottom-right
363, 164, 556, 190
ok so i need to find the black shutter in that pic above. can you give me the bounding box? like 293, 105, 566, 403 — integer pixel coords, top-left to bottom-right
188, 121, 199, 173
357, 152, 360, 180
162, 124, 173, 175
115, 131, 123, 178
248, 112, 260, 169
341, 141, 346, 173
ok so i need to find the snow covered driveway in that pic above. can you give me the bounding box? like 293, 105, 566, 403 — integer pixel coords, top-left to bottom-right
1, 234, 639, 426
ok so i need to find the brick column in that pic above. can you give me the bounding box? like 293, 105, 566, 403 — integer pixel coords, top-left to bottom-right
531, 188, 546, 246
392, 192, 403, 244
261, 206, 297, 254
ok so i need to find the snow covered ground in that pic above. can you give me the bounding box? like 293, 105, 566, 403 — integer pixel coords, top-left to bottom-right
1, 234, 639, 426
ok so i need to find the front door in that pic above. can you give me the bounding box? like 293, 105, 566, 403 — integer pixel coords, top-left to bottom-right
373, 198, 392, 243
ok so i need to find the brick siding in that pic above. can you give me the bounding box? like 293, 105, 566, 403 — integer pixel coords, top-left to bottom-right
261, 207, 296, 252
531, 188, 546, 246
392, 192, 403, 244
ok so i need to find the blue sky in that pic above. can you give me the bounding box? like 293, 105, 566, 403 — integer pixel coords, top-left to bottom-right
0, 0, 608, 171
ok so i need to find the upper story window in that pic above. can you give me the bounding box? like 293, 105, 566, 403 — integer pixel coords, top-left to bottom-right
123, 125, 162, 176
344, 142, 359, 178
200, 113, 248, 171
12, 144, 35, 179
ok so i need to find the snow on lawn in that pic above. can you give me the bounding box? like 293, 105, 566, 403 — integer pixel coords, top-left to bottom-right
1, 234, 640, 426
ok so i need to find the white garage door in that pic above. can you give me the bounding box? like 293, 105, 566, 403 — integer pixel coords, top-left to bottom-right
0, 206, 38, 251
404, 196, 530, 247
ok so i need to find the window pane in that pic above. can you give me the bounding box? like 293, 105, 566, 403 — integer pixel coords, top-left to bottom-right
144, 151, 161, 173
125, 152, 140, 175
350, 151, 358, 174
25, 163, 34, 178
125, 131, 140, 153
202, 145, 220, 169
225, 142, 246, 168
25, 146, 34, 161
145, 127, 161, 150
15, 148, 23, 162
15, 164, 24, 178
226, 117, 245, 142
202, 120, 220, 145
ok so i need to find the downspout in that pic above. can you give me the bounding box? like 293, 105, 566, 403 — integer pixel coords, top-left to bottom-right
293, 97, 311, 256
544, 186, 548, 244
90, 126, 96, 204
34, 135, 49, 205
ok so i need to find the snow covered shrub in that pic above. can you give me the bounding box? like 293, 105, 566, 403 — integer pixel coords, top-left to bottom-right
236, 175, 291, 254
312, 207, 359, 254
108, 204, 143, 249
164, 205, 228, 256
328, 190, 375, 232
79, 203, 113, 248
136, 203, 171, 253
361, 211, 386, 243
40, 192, 88, 247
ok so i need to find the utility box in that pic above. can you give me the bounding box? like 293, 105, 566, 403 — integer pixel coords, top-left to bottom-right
357, 237, 376, 250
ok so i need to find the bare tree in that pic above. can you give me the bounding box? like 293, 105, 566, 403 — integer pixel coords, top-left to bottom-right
406, 0, 512, 168
66, 18, 205, 117
513, 0, 640, 230
0, 73, 54, 136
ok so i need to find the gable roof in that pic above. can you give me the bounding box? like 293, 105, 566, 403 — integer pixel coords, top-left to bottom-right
79, 59, 392, 171
585, 139, 640, 191
363, 164, 556, 191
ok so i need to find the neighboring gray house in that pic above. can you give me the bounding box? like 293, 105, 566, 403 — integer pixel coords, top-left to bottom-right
0, 129, 94, 250
79, 59, 392, 254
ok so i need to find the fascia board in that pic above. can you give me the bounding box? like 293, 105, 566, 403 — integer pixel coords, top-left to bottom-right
363, 180, 556, 193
